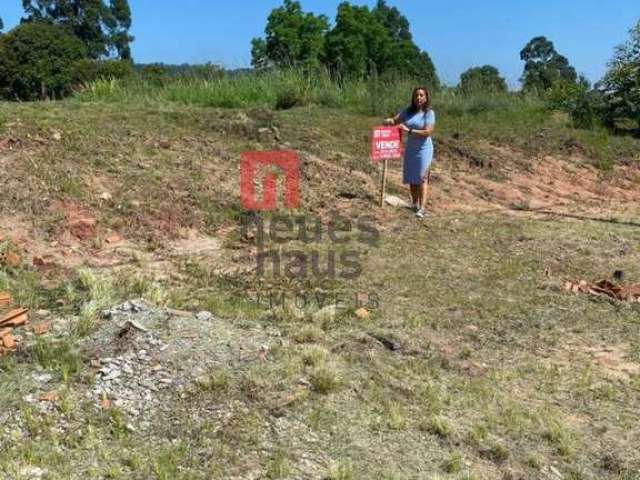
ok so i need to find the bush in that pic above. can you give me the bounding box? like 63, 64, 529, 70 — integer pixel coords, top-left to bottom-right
547, 80, 604, 129
0, 22, 86, 100
599, 20, 640, 129
72, 59, 134, 85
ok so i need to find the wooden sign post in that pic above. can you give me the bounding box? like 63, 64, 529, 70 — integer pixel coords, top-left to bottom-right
371, 126, 403, 207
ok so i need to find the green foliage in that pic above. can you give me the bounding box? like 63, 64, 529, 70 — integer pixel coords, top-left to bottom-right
0, 22, 86, 100
21, 0, 134, 59
253, 1, 438, 86
72, 58, 133, 84
251, 0, 329, 71
459, 65, 508, 94
520, 36, 577, 92
324, 1, 438, 85
599, 19, 640, 128
0, 16, 4, 33
547, 80, 604, 129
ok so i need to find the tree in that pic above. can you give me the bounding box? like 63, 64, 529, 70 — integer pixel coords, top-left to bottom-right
251, 0, 329, 70
0, 16, 4, 34
323, 3, 392, 79
322, 1, 438, 86
458, 65, 508, 94
0, 22, 86, 100
599, 20, 640, 128
371, 0, 438, 86
372, 0, 410, 42
520, 36, 577, 91
21, 0, 133, 59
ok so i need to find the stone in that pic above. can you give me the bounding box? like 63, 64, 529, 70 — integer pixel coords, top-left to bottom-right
195, 311, 213, 322
385, 195, 411, 208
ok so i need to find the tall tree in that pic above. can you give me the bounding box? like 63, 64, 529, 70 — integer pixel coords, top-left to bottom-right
0, 16, 4, 33
323, 3, 392, 79
459, 65, 508, 93
323, 1, 438, 86
21, 0, 133, 59
520, 36, 577, 91
251, 0, 328, 70
599, 20, 640, 128
372, 0, 410, 42
371, 0, 438, 86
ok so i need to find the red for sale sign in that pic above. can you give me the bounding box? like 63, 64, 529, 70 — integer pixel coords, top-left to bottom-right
371, 126, 403, 162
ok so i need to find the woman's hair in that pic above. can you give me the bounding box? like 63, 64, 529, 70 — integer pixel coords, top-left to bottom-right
408, 86, 431, 114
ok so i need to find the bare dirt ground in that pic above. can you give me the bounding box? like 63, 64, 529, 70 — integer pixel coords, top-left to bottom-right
1, 103, 640, 479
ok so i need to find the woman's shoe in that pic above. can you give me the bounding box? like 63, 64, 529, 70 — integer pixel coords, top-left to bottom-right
415, 208, 426, 219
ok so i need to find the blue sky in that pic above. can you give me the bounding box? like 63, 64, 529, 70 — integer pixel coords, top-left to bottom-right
2, 1, 638, 88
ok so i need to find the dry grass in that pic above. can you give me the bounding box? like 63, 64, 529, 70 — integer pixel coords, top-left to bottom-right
0, 98, 639, 479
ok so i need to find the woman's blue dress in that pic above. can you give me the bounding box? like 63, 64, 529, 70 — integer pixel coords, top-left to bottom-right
399, 108, 436, 184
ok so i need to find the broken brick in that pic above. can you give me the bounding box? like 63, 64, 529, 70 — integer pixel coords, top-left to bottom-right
0, 308, 29, 328
105, 234, 123, 244
4, 251, 21, 267
2, 333, 15, 349
0, 292, 10, 306
31, 322, 51, 335
39, 391, 59, 402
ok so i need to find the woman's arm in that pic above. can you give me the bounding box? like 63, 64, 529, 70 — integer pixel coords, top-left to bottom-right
408, 124, 435, 137
383, 112, 403, 126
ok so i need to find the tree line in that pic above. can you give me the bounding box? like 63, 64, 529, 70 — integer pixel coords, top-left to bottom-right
251, 0, 438, 87
252, 1, 638, 130
0, 0, 637, 130
0, 0, 133, 100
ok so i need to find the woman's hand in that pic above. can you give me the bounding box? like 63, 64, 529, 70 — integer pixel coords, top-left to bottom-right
383, 118, 395, 126
399, 124, 410, 133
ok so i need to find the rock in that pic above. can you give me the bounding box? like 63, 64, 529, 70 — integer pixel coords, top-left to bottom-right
19, 466, 48, 479
370, 333, 401, 351
385, 195, 411, 208
102, 369, 122, 381
51, 131, 62, 142
549, 465, 563, 479
32, 373, 53, 383
99, 192, 113, 202
195, 311, 213, 322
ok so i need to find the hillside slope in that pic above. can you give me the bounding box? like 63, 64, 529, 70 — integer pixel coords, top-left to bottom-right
1, 101, 640, 479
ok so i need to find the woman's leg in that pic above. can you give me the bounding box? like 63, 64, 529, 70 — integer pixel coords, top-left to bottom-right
410, 184, 419, 206
419, 170, 430, 210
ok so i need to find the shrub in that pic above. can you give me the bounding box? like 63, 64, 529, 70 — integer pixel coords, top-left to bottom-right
600, 20, 640, 129
72, 59, 134, 85
0, 22, 86, 100
547, 80, 604, 129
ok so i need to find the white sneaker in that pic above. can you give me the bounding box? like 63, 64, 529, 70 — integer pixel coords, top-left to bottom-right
415, 208, 425, 219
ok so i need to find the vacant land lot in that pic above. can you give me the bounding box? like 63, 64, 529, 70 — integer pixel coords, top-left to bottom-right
1, 98, 640, 479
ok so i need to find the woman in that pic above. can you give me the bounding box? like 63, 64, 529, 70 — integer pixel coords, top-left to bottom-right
384, 87, 436, 219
